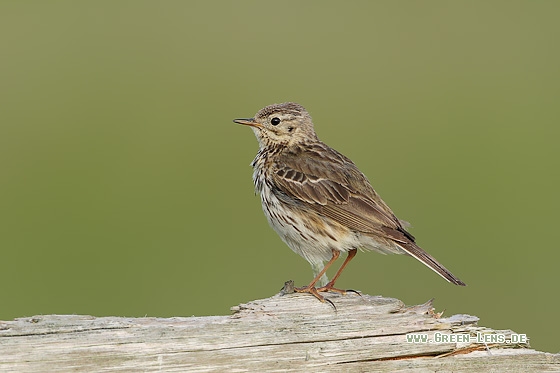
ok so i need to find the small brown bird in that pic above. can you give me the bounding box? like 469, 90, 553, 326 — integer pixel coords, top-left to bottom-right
234, 102, 465, 302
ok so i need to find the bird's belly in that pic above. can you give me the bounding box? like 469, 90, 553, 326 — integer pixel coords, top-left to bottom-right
259, 189, 361, 266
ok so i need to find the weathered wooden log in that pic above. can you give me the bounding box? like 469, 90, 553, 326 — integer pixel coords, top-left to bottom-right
1, 287, 558, 372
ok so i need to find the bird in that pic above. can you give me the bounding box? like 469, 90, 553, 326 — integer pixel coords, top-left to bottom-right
233, 102, 465, 302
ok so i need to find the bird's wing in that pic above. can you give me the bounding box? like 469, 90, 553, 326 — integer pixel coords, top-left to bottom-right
271, 144, 411, 243
271, 143, 466, 286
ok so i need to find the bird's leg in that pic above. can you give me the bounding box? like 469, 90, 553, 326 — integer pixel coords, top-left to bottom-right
317, 248, 357, 294
294, 250, 340, 302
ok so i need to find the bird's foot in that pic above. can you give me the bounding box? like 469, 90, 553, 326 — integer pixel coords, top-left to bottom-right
294, 285, 326, 302
316, 282, 347, 295
294, 285, 337, 309
294, 281, 361, 303
316, 282, 361, 298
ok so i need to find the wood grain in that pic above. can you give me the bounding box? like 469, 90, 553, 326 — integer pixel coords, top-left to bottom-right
1, 291, 558, 372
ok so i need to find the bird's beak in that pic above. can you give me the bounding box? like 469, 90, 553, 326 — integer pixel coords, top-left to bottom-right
233, 118, 262, 128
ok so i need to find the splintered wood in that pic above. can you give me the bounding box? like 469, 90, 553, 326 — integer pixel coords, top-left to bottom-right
0, 292, 558, 372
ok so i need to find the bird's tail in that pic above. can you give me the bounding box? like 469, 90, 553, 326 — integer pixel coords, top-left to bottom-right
400, 242, 466, 286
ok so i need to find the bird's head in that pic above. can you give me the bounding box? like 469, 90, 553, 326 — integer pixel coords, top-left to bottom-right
234, 102, 318, 148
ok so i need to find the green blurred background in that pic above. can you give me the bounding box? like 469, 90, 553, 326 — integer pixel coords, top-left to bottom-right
1, 1, 558, 353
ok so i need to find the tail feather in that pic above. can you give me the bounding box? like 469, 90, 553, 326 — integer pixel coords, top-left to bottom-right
401, 242, 466, 286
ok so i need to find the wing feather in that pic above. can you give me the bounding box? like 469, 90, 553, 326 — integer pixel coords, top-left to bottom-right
270, 143, 404, 235
267, 141, 466, 286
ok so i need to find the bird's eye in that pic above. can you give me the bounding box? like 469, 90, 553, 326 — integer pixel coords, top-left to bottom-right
271, 117, 281, 126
